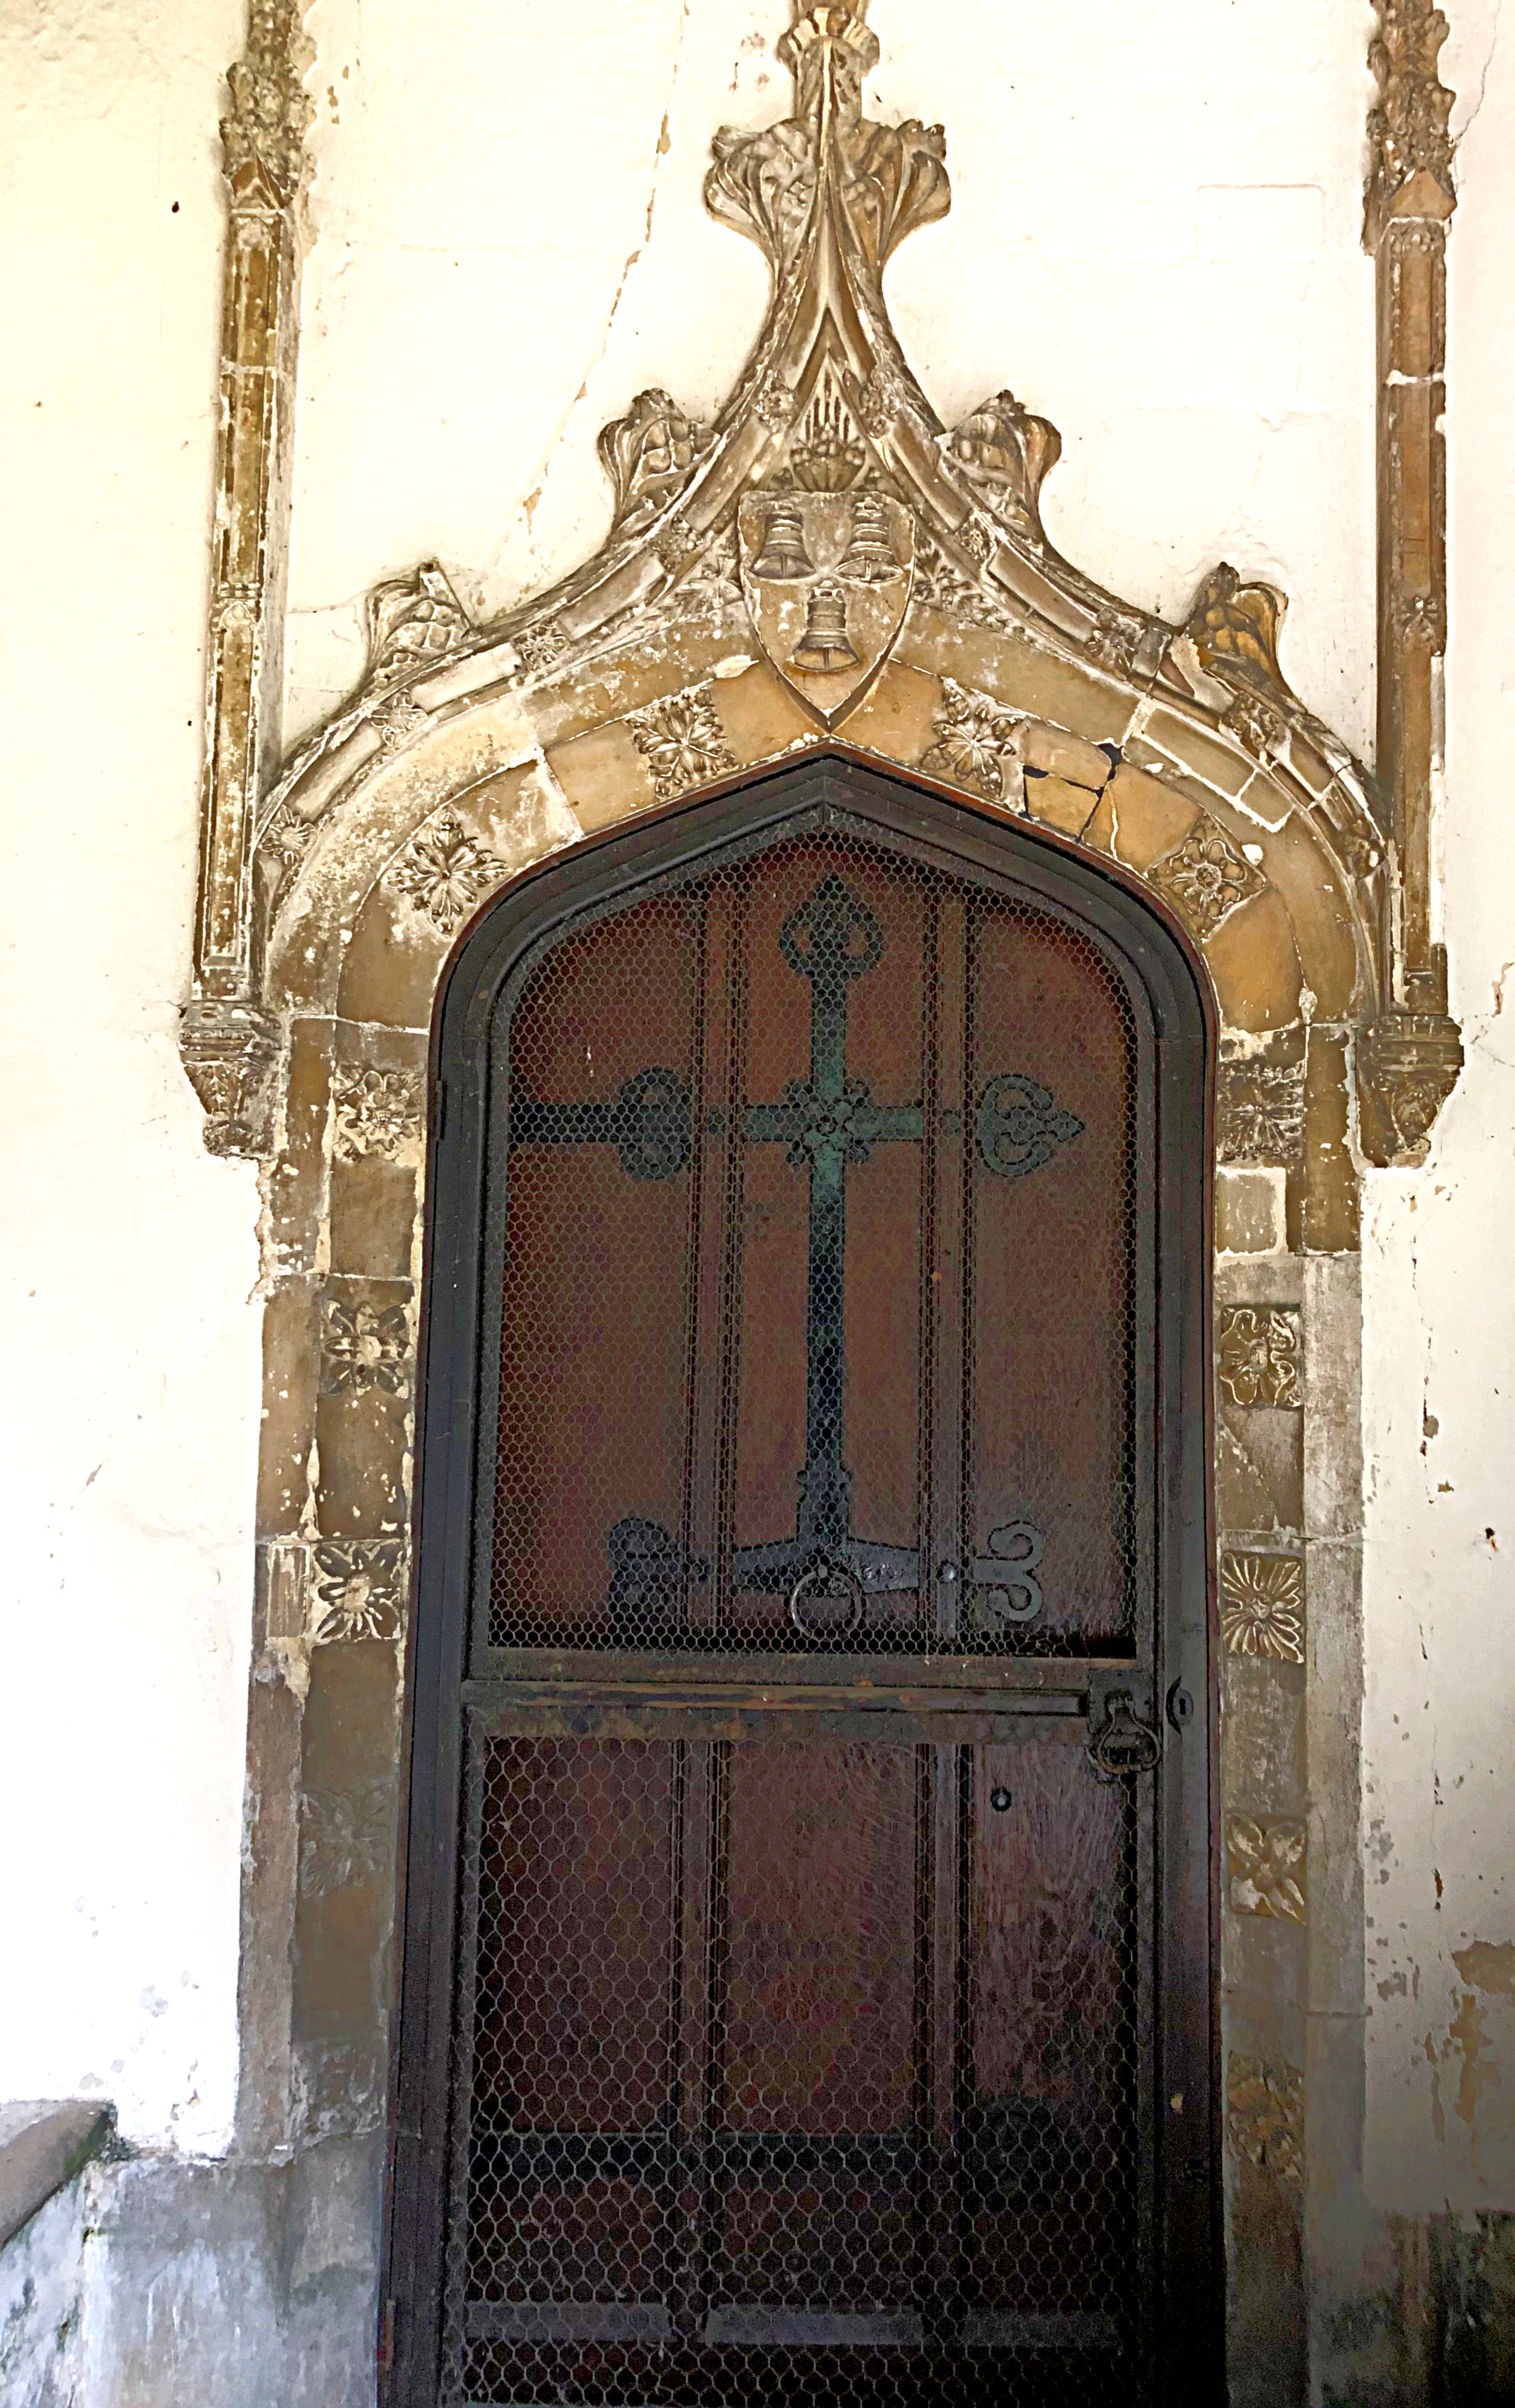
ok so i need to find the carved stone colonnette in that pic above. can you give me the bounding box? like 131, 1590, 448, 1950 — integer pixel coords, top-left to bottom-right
1359, 0, 1465, 1160
175, 1, 1456, 2396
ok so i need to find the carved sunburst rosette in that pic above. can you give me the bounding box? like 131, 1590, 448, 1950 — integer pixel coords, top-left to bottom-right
738, 490, 914, 730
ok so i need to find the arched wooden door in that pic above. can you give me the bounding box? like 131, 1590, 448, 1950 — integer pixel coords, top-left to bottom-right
387, 754, 1218, 2405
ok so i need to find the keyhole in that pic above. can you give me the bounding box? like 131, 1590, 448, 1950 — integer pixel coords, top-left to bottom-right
989, 1787, 1013, 1813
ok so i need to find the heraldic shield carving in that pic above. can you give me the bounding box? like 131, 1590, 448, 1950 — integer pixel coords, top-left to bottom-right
738, 486, 915, 727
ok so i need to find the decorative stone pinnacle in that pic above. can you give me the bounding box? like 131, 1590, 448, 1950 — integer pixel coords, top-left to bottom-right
220, 0, 316, 205
1365, 0, 1456, 246
706, 0, 948, 282
780, 4, 881, 104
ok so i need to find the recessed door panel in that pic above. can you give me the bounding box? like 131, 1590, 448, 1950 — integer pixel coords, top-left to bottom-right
449, 1717, 1147, 2404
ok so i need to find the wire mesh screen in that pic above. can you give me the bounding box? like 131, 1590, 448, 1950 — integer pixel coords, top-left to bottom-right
485, 823, 1144, 1659
443, 1722, 1146, 2405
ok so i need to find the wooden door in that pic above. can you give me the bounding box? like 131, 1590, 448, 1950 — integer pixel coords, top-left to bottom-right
389, 760, 1217, 2406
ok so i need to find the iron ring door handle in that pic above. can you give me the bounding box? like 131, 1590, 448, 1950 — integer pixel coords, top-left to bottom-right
1086, 1688, 1162, 1783
788, 1555, 866, 1639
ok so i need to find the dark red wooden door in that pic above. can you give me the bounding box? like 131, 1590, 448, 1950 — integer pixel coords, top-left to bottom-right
391, 763, 1216, 2408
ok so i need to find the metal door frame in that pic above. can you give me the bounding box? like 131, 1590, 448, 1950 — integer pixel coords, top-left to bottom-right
383, 749, 1221, 2403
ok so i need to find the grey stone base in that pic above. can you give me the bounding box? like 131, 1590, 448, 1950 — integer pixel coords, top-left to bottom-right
29, 2136, 382, 2408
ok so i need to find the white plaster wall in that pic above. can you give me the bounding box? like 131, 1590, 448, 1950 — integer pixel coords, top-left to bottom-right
283, 0, 1376, 760
1362, 0, 1515, 2214
0, 0, 255, 2152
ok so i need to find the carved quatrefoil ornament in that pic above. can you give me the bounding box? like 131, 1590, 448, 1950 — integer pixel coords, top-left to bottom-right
738, 488, 915, 729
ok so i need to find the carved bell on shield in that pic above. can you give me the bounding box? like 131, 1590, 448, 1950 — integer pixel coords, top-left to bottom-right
791, 581, 860, 673
748, 497, 815, 581
837, 493, 899, 584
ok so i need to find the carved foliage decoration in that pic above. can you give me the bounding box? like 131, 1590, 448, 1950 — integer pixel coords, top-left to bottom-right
1219, 1553, 1305, 1664
1227, 1817, 1307, 1923
1085, 606, 1143, 678
1218, 1308, 1302, 1410
919, 680, 1024, 804
221, 0, 316, 201
311, 1539, 406, 1643
944, 392, 1063, 545
1150, 822, 1268, 941
628, 684, 738, 801
1218, 1058, 1307, 1167
1227, 2055, 1305, 2188
1367, 0, 1456, 243
332, 1067, 422, 1163
598, 390, 708, 534
299, 1781, 396, 1899
389, 810, 507, 936
320, 1298, 412, 1398
706, 115, 818, 270
910, 530, 1020, 634
837, 108, 952, 273
366, 561, 471, 685
706, 7, 948, 282
1185, 563, 1288, 688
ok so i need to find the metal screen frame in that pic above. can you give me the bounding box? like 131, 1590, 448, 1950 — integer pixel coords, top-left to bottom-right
384, 750, 1220, 2404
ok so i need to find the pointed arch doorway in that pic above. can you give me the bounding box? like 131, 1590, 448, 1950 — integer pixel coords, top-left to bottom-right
386, 752, 1218, 2404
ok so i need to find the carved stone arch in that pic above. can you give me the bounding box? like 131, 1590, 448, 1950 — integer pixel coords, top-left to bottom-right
210, 4, 1431, 2397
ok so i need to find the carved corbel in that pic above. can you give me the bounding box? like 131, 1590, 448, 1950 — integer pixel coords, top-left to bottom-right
183, 0, 313, 1156
1356, 962, 1465, 1163
1359, 0, 1462, 1162
180, 995, 284, 1159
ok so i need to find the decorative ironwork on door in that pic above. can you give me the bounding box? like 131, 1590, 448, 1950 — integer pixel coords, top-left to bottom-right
484, 823, 1144, 1660
505, 860, 1084, 1640
391, 768, 1216, 2408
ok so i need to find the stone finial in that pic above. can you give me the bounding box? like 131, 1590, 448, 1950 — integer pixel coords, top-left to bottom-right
943, 393, 1062, 544
706, 1, 948, 279
220, 0, 316, 204
1365, 0, 1456, 248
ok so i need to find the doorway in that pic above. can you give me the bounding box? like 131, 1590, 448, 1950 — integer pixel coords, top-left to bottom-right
387, 753, 1218, 2403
